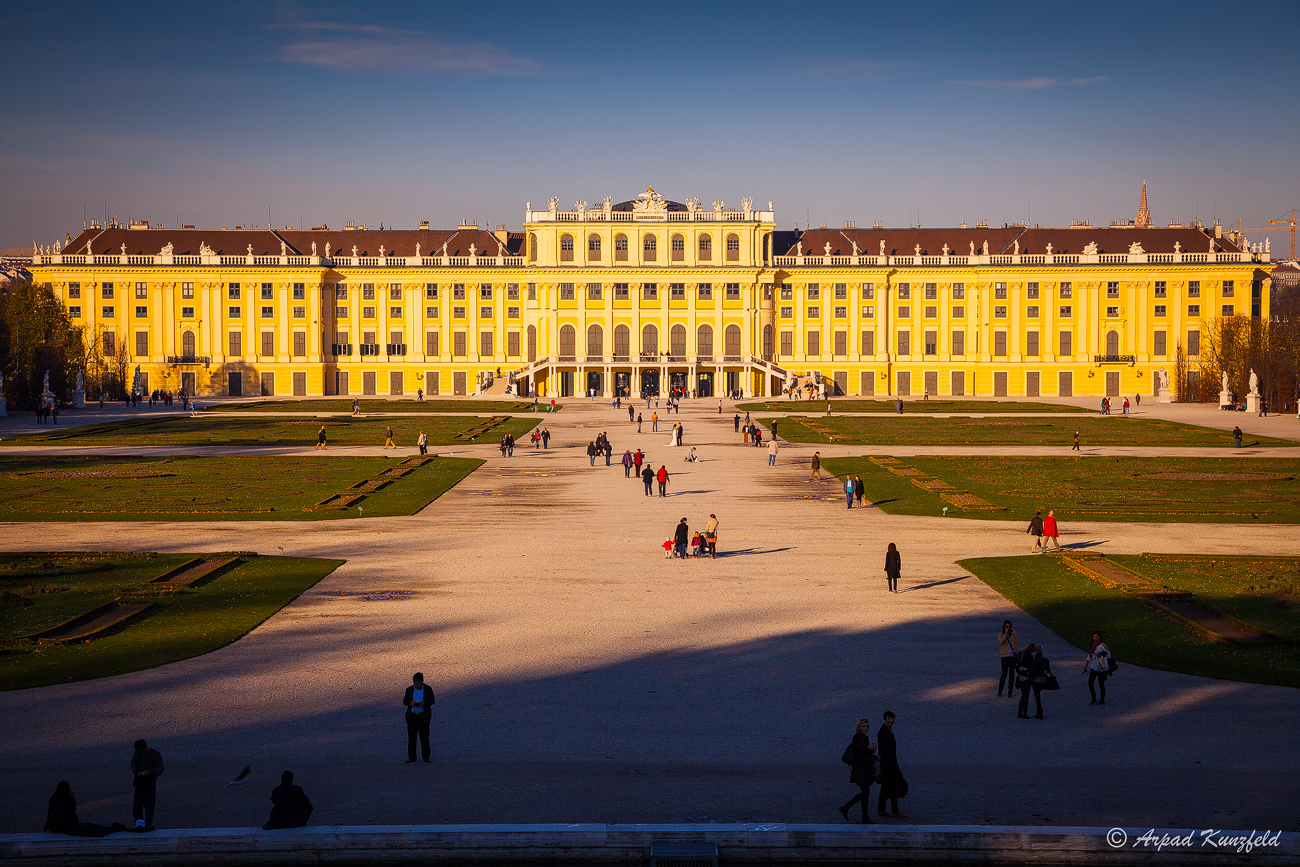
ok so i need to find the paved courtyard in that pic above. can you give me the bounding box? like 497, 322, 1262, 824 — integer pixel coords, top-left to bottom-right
0, 398, 1298, 832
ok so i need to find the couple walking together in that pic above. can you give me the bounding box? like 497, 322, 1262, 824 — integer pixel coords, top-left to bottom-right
838, 711, 907, 823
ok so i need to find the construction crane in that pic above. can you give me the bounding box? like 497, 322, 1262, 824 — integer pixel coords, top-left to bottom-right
1241, 208, 1297, 259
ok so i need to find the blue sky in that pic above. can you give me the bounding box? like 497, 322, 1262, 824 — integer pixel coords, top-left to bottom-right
4, 1, 1298, 253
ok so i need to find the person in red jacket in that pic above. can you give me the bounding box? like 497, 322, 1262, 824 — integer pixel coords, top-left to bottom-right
1042, 510, 1062, 552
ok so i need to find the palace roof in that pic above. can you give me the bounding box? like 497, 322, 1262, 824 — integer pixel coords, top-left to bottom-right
59, 227, 525, 258
781, 226, 1241, 257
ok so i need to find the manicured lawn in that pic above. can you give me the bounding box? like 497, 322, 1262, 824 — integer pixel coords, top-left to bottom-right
821, 455, 1300, 523
212, 398, 555, 414
4, 415, 537, 447
764, 414, 1296, 447
738, 399, 1086, 414
959, 554, 1300, 687
0, 553, 343, 690
0, 455, 482, 520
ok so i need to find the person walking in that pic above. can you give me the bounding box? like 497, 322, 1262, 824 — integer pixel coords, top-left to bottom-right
1233, 426, 1243, 448
742, 423, 750, 444
884, 543, 901, 593
767, 438, 779, 466
403, 672, 435, 763
876, 711, 907, 817
384, 425, 395, 449
129, 739, 164, 831
417, 431, 428, 455
894, 397, 903, 415
853, 475, 865, 507
1085, 631, 1112, 706
1042, 510, 1061, 551
837, 719, 877, 824
586, 441, 597, 467
352, 397, 360, 415
541, 427, 551, 449
770, 419, 779, 441
704, 514, 718, 558
642, 464, 655, 496
651, 412, 659, 432
1027, 510, 1045, 553
262, 771, 314, 830
1122, 397, 1130, 416
622, 450, 634, 477
673, 518, 690, 560
637, 413, 643, 433
998, 620, 1021, 697
809, 451, 823, 481
628, 404, 635, 422
656, 465, 669, 497
604, 438, 612, 466
316, 426, 327, 450
633, 448, 644, 475
1017, 644, 1052, 720
844, 476, 856, 509
734, 413, 741, 433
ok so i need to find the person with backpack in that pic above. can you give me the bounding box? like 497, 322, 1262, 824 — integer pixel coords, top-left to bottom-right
837, 718, 877, 823
1085, 631, 1114, 705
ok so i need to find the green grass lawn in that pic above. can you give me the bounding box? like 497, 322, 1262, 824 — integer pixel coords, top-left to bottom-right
0, 553, 343, 690
212, 398, 555, 414
0, 455, 482, 520
764, 414, 1296, 447
822, 455, 1300, 522
738, 399, 1086, 414
4, 414, 537, 447
959, 554, 1300, 687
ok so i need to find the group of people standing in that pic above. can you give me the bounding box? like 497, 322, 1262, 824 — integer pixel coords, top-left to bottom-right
998, 621, 1115, 719
665, 515, 719, 559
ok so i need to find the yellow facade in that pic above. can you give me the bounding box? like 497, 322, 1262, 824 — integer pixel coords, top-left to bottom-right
31, 188, 1273, 400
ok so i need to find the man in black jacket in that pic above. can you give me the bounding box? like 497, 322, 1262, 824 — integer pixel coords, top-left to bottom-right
403, 673, 435, 763
262, 771, 314, 830
1027, 510, 1045, 553
674, 518, 690, 560
129, 739, 164, 831
876, 712, 907, 817
1017, 645, 1051, 719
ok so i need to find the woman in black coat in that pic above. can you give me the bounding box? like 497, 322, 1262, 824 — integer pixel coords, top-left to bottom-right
837, 718, 876, 823
884, 543, 901, 593
876, 711, 908, 817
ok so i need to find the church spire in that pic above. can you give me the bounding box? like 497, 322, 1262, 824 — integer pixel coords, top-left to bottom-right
1135, 178, 1152, 228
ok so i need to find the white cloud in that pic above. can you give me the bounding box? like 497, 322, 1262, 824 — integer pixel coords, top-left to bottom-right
950, 75, 1109, 90
274, 22, 543, 76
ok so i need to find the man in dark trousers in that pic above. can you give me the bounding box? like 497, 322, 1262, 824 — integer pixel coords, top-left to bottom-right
733, 414, 741, 432
876, 711, 907, 817
1027, 510, 1045, 553
262, 771, 314, 830
642, 464, 655, 496
674, 518, 690, 560
403, 672, 435, 763
1233, 426, 1243, 448
1017, 644, 1051, 720
657, 465, 670, 497
129, 739, 164, 831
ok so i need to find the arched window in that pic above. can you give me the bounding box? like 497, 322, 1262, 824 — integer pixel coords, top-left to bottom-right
725, 324, 741, 357
698, 233, 712, 261
527, 325, 537, 362
614, 324, 630, 359
587, 233, 601, 261
670, 324, 686, 358
559, 324, 576, 358
182, 331, 195, 358
560, 233, 574, 262
587, 323, 603, 358
762, 324, 773, 360
671, 233, 685, 262
762, 233, 770, 263
697, 324, 714, 358
726, 233, 740, 262
614, 233, 628, 262
1106, 329, 1119, 356
643, 234, 657, 262
528, 233, 537, 262
641, 324, 658, 357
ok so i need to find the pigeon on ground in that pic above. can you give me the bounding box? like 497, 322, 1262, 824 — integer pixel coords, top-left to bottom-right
224, 766, 251, 788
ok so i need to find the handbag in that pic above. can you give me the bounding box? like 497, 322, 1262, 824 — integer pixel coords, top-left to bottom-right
1042, 674, 1061, 691
841, 744, 859, 767
1107, 657, 1119, 674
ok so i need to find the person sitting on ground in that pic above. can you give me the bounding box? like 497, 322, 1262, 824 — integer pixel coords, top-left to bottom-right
262, 771, 314, 830
685, 447, 698, 462
44, 781, 126, 837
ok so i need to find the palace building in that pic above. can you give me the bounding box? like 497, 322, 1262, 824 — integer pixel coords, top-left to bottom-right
29, 185, 1274, 400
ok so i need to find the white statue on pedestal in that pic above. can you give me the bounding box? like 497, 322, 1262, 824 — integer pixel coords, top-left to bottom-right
1222, 371, 1229, 392
42, 370, 50, 395
76, 370, 84, 392
1156, 367, 1169, 390
1249, 369, 1259, 395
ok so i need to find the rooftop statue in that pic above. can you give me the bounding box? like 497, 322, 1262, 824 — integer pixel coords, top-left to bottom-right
1174, 241, 1181, 253
942, 243, 949, 255
1013, 240, 1019, 254
325, 242, 331, 258
200, 241, 214, 256
281, 240, 288, 256
469, 244, 477, 257
982, 240, 989, 255
247, 244, 254, 256
825, 242, 832, 256
1129, 241, 1145, 255
1082, 241, 1098, 255
969, 241, 975, 255
880, 239, 886, 256
1046, 242, 1053, 254
914, 243, 921, 255
352, 245, 358, 258
414, 243, 419, 257
311, 241, 317, 255
160, 242, 173, 256
711, 200, 725, 213
741, 197, 753, 212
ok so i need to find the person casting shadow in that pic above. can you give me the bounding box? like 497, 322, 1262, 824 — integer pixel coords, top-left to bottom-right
837, 718, 876, 823
262, 771, 313, 830
44, 781, 126, 837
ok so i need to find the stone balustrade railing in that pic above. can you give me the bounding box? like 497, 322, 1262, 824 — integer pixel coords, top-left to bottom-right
770, 250, 1263, 268
32, 253, 528, 269
526, 209, 776, 223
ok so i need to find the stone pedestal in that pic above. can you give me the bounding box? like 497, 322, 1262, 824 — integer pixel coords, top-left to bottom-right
1219, 390, 1234, 408
1247, 393, 1261, 414
41, 390, 55, 410
73, 388, 85, 409
1158, 387, 1173, 403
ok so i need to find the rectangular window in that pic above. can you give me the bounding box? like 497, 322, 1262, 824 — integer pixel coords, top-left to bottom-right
1107, 306, 1119, 317
293, 306, 306, 319
781, 284, 793, 300
102, 283, 114, 299
528, 283, 537, 301
642, 284, 658, 299
1187, 330, 1200, 356
951, 306, 964, 318
1059, 282, 1072, 299
507, 306, 520, 319
994, 306, 1007, 318
364, 306, 377, 318
614, 283, 629, 300
924, 283, 937, 300
896, 331, 910, 355
265, 283, 276, 300
181, 282, 193, 299
103, 332, 115, 356
1026, 331, 1039, 356
1107, 281, 1119, 298
924, 330, 937, 355
453, 306, 465, 319
587, 283, 603, 299
780, 306, 793, 319
1222, 280, 1234, 297
1153, 330, 1167, 355
69, 306, 82, 317
479, 307, 492, 319
293, 283, 305, 300
1059, 305, 1073, 317
807, 284, 820, 299
392, 284, 404, 300
1188, 281, 1200, 298
1155, 281, 1167, 298
670, 284, 686, 299
835, 283, 848, 299
994, 282, 1007, 299
452, 284, 465, 300
181, 307, 194, 318
507, 283, 519, 300
228, 332, 241, 356
861, 330, 875, 355
834, 331, 847, 355
861, 305, 875, 317
807, 306, 820, 318
1154, 305, 1166, 317
262, 332, 275, 356
1222, 304, 1234, 316
229, 306, 241, 318
1027, 305, 1039, 318
264, 306, 276, 318
423, 284, 437, 299
806, 331, 820, 355
723, 283, 739, 300
386, 306, 400, 318
228, 283, 241, 300
951, 331, 965, 355
135, 282, 147, 299
559, 283, 575, 300
425, 305, 438, 318
924, 305, 937, 318
426, 332, 440, 356
364, 284, 377, 300
951, 283, 964, 300
993, 332, 1007, 356
780, 331, 793, 355
478, 284, 491, 299
861, 284, 875, 300
290, 332, 306, 356
481, 332, 494, 356
1026, 282, 1039, 299
1188, 304, 1200, 317
835, 306, 848, 318
135, 306, 148, 318
697, 284, 713, 299
67, 282, 81, 298
507, 331, 520, 356
453, 332, 467, 356
897, 306, 910, 318
1059, 331, 1073, 357
102, 306, 115, 317
136, 332, 149, 356
896, 283, 909, 300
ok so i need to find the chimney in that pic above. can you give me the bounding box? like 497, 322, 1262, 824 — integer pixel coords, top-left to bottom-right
419, 220, 430, 230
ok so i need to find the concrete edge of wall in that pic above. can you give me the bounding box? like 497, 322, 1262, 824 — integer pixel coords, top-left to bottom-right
1, 824, 1295, 865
